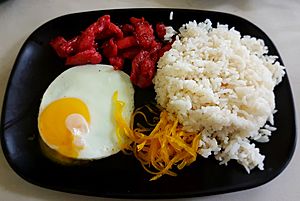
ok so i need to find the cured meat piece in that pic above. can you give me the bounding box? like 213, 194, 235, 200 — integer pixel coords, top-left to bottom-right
96, 22, 123, 40
155, 23, 166, 40
109, 56, 124, 70
102, 38, 118, 57
50, 36, 79, 58
121, 24, 134, 35
149, 40, 162, 62
130, 17, 155, 49
77, 15, 112, 52
116, 36, 138, 49
76, 32, 97, 52
131, 50, 156, 88
121, 47, 140, 60
158, 42, 173, 58
65, 49, 102, 65
87, 15, 110, 34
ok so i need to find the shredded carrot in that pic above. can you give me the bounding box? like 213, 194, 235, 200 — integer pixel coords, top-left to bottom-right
112, 91, 201, 181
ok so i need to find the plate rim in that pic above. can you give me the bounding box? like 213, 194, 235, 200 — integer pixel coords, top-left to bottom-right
0, 8, 297, 199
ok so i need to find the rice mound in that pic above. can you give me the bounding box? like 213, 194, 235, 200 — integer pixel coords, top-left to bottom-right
153, 19, 285, 172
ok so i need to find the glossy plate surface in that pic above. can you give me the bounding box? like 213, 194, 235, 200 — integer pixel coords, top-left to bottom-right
1, 9, 296, 198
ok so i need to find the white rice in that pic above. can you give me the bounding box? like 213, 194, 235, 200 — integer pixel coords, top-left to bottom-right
153, 19, 285, 172
164, 26, 177, 42
169, 11, 174, 20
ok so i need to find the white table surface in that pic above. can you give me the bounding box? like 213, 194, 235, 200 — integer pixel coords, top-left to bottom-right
0, 0, 299, 200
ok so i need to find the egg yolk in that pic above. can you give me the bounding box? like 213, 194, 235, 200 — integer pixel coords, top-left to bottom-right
38, 98, 90, 158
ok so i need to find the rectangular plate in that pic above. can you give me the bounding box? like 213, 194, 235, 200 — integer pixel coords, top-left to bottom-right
0, 8, 296, 199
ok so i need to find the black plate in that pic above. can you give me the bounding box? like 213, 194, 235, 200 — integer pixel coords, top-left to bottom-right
0, 8, 296, 199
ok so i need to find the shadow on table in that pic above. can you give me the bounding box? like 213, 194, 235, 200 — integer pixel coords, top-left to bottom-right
0, 0, 15, 6
152, 0, 252, 11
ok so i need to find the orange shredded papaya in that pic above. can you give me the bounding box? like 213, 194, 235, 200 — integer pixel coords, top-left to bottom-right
112, 91, 201, 181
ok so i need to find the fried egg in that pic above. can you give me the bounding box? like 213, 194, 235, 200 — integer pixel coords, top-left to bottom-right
38, 64, 134, 160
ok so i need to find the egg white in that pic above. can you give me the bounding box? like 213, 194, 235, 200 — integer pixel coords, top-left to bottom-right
38, 64, 134, 159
